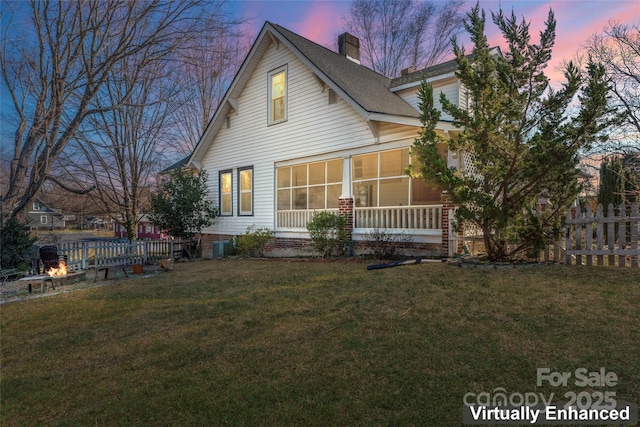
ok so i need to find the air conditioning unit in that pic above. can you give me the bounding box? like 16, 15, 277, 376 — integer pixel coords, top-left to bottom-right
212, 240, 232, 259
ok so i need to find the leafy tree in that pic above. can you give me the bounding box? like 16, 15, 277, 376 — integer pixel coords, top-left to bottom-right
1, 215, 36, 270
149, 169, 218, 258
342, 0, 465, 77
411, 4, 612, 261
597, 156, 637, 208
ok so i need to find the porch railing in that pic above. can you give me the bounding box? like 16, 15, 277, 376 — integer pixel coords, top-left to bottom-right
354, 205, 442, 230
276, 205, 442, 231
277, 209, 340, 229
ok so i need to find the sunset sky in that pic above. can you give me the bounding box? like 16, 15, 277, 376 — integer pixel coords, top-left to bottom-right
230, 0, 639, 83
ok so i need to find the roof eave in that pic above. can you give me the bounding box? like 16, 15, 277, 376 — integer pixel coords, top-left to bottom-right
367, 114, 421, 127
189, 23, 275, 167
389, 71, 458, 92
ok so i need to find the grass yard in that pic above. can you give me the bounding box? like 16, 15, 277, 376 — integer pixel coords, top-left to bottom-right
1, 260, 639, 426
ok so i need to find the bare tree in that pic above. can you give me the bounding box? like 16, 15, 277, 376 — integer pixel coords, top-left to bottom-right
584, 21, 640, 156
0, 0, 211, 220
59, 57, 174, 240
169, 17, 251, 155
343, 0, 466, 78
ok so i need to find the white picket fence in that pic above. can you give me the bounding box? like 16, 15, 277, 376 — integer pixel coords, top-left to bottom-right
55, 239, 184, 271
565, 203, 640, 267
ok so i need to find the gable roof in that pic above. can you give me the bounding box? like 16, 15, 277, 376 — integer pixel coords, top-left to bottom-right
189, 22, 468, 167
161, 155, 190, 174
270, 24, 419, 119
389, 57, 460, 90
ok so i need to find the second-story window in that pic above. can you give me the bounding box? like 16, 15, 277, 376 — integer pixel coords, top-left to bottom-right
268, 66, 287, 124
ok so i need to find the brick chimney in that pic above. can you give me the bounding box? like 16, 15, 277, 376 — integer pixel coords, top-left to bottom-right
338, 32, 360, 64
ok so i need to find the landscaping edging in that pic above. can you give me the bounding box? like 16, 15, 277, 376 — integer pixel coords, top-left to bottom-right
454, 260, 558, 269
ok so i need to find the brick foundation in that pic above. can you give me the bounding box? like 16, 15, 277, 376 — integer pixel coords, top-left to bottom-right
199, 232, 442, 258
199, 233, 235, 259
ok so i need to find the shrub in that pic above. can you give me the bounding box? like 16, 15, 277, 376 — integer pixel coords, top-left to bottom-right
306, 211, 347, 258
363, 228, 414, 260
236, 225, 275, 257
1, 215, 37, 270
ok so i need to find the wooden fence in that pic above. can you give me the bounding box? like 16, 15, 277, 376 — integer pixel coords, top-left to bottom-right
56, 239, 184, 271
565, 203, 640, 267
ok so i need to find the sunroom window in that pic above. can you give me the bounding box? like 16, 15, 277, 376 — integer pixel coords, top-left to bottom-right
352, 148, 443, 207
277, 159, 342, 211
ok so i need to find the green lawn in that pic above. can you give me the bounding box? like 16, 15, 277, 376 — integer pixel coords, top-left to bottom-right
1, 260, 639, 426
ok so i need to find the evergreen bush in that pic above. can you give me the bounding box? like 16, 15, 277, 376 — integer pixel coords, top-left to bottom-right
1, 215, 37, 270
306, 211, 347, 258
236, 225, 274, 257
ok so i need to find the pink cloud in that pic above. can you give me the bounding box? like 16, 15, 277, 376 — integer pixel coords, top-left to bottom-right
475, 0, 640, 86
290, 1, 349, 49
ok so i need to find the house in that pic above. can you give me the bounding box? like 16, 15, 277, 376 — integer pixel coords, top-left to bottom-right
114, 215, 168, 240
26, 200, 66, 230
187, 22, 472, 258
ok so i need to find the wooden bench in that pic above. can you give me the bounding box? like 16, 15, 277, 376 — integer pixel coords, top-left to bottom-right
28, 276, 55, 294
94, 265, 129, 282
16, 274, 56, 294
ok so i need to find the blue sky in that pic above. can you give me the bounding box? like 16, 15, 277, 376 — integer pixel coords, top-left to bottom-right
227, 0, 639, 83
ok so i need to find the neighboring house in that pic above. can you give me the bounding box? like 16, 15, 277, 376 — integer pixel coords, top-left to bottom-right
160, 155, 196, 175
188, 22, 474, 258
114, 215, 168, 240
27, 200, 66, 230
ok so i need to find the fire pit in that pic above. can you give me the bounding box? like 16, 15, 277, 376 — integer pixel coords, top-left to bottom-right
18, 268, 87, 294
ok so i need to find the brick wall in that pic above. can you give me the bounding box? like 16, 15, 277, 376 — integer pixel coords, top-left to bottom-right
199, 233, 235, 259
338, 197, 354, 239
199, 232, 442, 258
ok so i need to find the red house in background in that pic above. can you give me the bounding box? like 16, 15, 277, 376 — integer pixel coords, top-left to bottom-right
114, 215, 168, 239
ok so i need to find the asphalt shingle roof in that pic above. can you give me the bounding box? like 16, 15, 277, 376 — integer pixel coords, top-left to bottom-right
389, 57, 460, 89
271, 23, 420, 118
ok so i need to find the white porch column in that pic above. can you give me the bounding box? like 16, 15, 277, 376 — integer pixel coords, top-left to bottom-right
340, 156, 351, 199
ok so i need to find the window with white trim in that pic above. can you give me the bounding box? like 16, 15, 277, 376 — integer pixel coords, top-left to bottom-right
352, 148, 443, 207
268, 66, 287, 124
277, 159, 343, 211
40, 215, 47, 224
33, 202, 41, 211
219, 170, 233, 216
238, 167, 253, 216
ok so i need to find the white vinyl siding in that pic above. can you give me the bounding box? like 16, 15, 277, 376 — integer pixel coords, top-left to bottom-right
201, 41, 374, 235
396, 77, 459, 122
